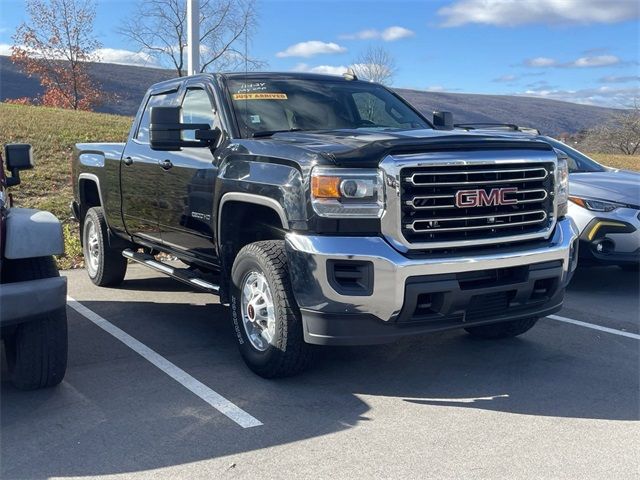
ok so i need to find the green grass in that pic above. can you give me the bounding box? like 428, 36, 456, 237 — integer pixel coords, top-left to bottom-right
0, 103, 131, 269
588, 153, 639, 172
1, 103, 638, 269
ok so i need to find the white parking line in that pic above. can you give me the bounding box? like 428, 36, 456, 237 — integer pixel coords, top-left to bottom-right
67, 296, 263, 428
547, 314, 640, 340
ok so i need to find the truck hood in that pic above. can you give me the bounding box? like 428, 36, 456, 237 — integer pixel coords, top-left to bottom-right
569, 170, 640, 207
254, 128, 553, 167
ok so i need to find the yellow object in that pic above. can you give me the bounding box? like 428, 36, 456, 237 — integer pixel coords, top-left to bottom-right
312, 176, 341, 198
587, 220, 627, 241
232, 93, 288, 100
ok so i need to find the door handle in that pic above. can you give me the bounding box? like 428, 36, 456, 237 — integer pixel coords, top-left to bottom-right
123, 156, 133, 166
160, 159, 173, 170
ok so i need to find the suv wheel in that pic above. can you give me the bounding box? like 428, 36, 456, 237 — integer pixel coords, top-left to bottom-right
83, 207, 127, 286
230, 240, 312, 378
3, 256, 68, 390
465, 317, 539, 339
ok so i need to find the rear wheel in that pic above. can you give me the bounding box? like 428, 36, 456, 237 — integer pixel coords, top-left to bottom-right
465, 317, 539, 339
230, 240, 312, 378
83, 207, 127, 286
3, 257, 68, 390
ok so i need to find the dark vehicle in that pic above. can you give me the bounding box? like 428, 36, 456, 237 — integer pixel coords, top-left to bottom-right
71, 73, 579, 378
1, 144, 68, 389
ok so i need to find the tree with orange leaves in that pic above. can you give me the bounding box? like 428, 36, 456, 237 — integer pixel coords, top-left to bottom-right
11, 0, 103, 110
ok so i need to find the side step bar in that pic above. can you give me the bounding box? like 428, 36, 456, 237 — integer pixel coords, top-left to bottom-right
122, 249, 220, 294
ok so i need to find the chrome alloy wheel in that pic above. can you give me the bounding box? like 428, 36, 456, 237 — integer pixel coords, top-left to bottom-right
84, 218, 100, 276
240, 271, 276, 351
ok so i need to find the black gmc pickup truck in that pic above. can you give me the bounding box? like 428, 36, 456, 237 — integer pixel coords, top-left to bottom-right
72, 72, 579, 378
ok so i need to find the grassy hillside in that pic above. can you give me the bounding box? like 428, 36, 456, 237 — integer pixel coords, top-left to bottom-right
0, 103, 131, 268
0, 55, 626, 136
0, 103, 637, 269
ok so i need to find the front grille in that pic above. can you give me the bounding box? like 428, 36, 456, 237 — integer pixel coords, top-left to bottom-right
400, 162, 555, 245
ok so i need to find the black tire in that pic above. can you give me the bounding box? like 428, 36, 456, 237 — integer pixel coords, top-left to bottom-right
464, 317, 539, 339
83, 207, 127, 286
3, 257, 68, 390
230, 240, 312, 378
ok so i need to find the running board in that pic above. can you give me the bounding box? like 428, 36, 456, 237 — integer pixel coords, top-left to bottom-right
122, 249, 220, 294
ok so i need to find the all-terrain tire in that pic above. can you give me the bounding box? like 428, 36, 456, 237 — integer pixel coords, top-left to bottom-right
464, 317, 539, 339
83, 207, 127, 286
230, 240, 312, 378
3, 256, 68, 390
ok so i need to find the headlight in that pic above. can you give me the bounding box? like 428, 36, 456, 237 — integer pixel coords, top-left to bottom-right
569, 196, 625, 212
310, 167, 384, 217
555, 156, 569, 217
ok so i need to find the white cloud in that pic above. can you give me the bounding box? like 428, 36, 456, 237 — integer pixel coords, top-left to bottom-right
568, 55, 620, 67
524, 54, 622, 68
438, 0, 639, 27
493, 74, 518, 82
599, 75, 640, 83
93, 48, 157, 67
518, 85, 637, 107
525, 57, 557, 67
292, 63, 348, 76
276, 41, 346, 58
425, 85, 446, 92
382, 26, 415, 41
0, 43, 163, 68
339, 26, 415, 42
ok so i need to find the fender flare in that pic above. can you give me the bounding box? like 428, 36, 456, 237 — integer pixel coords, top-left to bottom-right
4, 208, 64, 259
217, 192, 289, 241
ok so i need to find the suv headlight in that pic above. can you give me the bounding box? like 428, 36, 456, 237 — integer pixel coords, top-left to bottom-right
555, 156, 569, 218
310, 167, 384, 218
569, 196, 625, 212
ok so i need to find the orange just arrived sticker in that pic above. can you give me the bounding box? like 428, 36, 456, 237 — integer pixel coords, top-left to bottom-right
232, 93, 288, 100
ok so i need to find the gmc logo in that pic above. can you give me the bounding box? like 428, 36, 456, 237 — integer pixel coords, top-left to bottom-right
455, 188, 518, 208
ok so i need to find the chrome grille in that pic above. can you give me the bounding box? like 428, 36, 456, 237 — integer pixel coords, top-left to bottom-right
400, 162, 555, 245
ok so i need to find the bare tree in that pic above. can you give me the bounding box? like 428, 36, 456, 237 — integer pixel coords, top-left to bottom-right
583, 100, 640, 155
118, 0, 263, 76
11, 0, 103, 110
349, 46, 397, 86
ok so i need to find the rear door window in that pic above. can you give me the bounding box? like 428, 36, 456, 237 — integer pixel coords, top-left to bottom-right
135, 90, 178, 143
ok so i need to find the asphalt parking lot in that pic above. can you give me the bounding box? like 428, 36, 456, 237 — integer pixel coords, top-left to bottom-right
2, 264, 639, 479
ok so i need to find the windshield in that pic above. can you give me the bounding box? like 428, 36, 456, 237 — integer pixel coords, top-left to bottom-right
543, 137, 606, 173
226, 77, 430, 137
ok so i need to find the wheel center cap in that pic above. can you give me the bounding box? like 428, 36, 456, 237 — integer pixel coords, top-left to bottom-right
247, 304, 255, 320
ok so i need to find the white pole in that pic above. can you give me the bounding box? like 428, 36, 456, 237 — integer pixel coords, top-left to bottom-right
187, 0, 200, 75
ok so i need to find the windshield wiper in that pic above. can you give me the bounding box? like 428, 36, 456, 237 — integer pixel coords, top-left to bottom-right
252, 128, 303, 138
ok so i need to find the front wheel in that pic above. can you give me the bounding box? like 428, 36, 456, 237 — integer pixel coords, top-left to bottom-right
83, 207, 127, 286
230, 240, 312, 378
465, 317, 539, 339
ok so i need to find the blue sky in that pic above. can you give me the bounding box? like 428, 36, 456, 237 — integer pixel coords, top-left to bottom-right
1, 0, 638, 107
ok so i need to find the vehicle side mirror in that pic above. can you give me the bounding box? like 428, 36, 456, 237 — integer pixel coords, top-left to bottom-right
149, 106, 221, 151
4, 144, 34, 187
433, 111, 453, 130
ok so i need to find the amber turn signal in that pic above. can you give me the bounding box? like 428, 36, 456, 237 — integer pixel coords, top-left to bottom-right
311, 176, 341, 198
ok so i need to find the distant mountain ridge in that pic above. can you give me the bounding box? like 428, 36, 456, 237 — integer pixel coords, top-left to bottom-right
0, 55, 622, 135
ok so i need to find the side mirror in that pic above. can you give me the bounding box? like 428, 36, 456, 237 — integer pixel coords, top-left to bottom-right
149, 106, 221, 151
4, 144, 34, 187
433, 111, 453, 130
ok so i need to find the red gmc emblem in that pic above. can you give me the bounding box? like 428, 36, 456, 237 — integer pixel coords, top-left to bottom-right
455, 187, 518, 208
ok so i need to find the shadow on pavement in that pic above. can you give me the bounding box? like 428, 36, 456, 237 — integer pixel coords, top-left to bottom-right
1, 291, 637, 478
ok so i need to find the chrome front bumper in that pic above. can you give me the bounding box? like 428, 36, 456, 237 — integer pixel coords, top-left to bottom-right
286, 217, 579, 343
